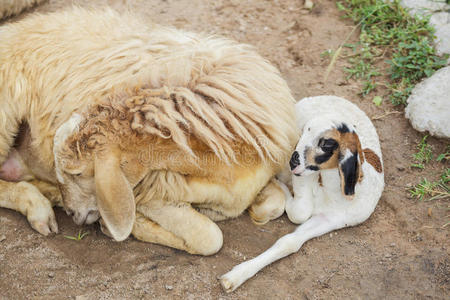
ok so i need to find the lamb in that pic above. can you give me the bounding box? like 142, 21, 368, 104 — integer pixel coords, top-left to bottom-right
220, 95, 384, 292
0, 8, 298, 255
0, 0, 46, 20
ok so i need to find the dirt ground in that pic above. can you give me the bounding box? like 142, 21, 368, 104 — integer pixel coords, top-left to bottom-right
0, 0, 449, 299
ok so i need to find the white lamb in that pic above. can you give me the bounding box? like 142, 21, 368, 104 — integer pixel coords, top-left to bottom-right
220, 95, 385, 292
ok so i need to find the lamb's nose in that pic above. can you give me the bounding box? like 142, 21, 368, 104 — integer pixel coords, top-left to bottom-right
289, 151, 300, 170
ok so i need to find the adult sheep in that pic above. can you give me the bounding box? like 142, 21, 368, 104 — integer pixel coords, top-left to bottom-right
0, 0, 46, 20
0, 8, 298, 255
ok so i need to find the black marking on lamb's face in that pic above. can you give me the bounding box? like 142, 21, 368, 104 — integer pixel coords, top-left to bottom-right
315, 151, 334, 164
289, 151, 300, 170
306, 165, 319, 171
340, 152, 359, 195
336, 123, 350, 133
318, 138, 338, 153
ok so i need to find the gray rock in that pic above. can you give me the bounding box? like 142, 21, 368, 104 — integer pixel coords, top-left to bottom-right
405, 66, 450, 138
435, 23, 450, 56
429, 11, 450, 28
400, 0, 449, 16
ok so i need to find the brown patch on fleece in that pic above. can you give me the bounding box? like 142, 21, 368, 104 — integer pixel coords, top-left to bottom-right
363, 148, 382, 173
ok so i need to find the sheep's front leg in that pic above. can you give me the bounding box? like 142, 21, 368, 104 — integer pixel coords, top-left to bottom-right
248, 178, 286, 225
135, 200, 223, 255
28, 180, 62, 207
220, 213, 348, 292
131, 212, 188, 251
0, 180, 58, 235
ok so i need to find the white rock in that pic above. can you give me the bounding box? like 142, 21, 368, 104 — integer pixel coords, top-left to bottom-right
435, 23, 450, 56
400, 0, 449, 16
429, 11, 450, 28
405, 66, 450, 138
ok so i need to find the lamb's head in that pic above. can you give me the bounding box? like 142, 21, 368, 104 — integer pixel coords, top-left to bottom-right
53, 112, 148, 242
289, 118, 364, 198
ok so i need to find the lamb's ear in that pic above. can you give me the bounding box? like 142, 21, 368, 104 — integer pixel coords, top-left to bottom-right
94, 147, 135, 242
337, 132, 363, 199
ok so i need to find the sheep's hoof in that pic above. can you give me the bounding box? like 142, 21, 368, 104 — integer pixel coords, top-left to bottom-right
27, 204, 58, 236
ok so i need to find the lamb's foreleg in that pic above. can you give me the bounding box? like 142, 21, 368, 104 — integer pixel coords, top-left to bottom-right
284, 175, 316, 224
219, 213, 347, 292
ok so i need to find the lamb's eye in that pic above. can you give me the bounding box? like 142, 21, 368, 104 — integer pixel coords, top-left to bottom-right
318, 138, 338, 152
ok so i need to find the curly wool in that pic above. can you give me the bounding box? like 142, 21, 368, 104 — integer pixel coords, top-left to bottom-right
67, 37, 297, 165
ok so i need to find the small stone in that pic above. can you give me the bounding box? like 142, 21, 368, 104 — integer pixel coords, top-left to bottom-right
396, 165, 405, 171
0, 235, 5, 242
336, 80, 347, 86
390, 243, 396, 247
48, 272, 55, 278
304, 0, 314, 10
165, 285, 173, 291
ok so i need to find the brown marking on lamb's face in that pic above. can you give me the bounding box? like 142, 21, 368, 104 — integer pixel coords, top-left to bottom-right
318, 173, 323, 187
363, 148, 383, 173
303, 129, 340, 171
310, 128, 364, 171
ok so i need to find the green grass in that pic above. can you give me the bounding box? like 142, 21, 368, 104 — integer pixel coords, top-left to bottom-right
436, 145, 450, 162
409, 139, 449, 227
411, 135, 433, 169
409, 140, 450, 203
64, 230, 89, 241
337, 0, 448, 105
410, 168, 450, 201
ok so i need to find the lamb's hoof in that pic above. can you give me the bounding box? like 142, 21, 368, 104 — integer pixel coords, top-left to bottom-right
219, 275, 235, 293
219, 269, 247, 293
27, 204, 58, 236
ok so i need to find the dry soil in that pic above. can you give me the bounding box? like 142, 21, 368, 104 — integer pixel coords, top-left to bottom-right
0, 0, 448, 299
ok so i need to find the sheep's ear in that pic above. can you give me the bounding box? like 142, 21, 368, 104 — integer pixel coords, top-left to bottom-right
54, 114, 82, 152
94, 147, 135, 241
337, 132, 363, 199
53, 114, 83, 183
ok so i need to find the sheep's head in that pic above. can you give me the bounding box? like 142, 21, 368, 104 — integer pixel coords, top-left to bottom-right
289, 118, 364, 198
53, 112, 148, 242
